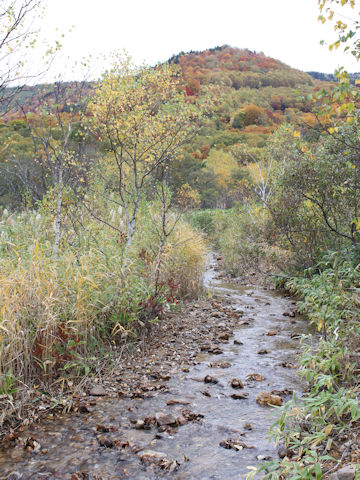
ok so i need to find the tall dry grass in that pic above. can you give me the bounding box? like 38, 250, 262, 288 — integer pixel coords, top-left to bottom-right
0, 205, 207, 428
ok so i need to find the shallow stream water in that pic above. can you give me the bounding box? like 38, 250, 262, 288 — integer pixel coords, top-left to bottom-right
0, 260, 310, 480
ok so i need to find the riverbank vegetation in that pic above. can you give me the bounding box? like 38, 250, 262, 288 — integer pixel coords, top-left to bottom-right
191, 116, 360, 478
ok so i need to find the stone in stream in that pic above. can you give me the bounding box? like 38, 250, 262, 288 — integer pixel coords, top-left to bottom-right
201, 390, 211, 397
246, 373, 263, 382
139, 450, 180, 472
139, 450, 167, 462
135, 420, 145, 430
234, 339, 243, 345
257, 455, 273, 461
219, 438, 254, 451
207, 345, 223, 354
243, 423, 253, 430
256, 391, 283, 406
155, 412, 177, 426
231, 393, 249, 400
257, 348, 269, 355
209, 360, 232, 369
218, 332, 230, 341
204, 375, 218, 384
230, 379, 244, 389
97, 436, 115, 448
166, 398, 191, 406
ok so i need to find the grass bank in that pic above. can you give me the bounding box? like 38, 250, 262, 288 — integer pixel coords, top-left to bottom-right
0, 205, 206, 434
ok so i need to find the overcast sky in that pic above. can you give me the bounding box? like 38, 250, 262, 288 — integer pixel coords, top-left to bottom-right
38, 0, 359, 78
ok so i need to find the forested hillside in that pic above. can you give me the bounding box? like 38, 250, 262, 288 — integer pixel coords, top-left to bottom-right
0, 46, 332, 210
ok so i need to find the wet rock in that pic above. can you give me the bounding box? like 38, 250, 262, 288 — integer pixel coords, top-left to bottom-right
257, 455, 273, 461
160, 458, 180, 472
267, 331, 277, 336
243, 423, 253, 430
231, 393, 249, 400
135, 420, 145, 430
210, 311, 221, 318
96, 424, 112, 433
218, 332, 230, 341
166, 398, 191, 406
234, 339, 243, 345
201, 390, 211, 397
256, 391, 283, 406
208, 345, 223, 354
89, 385, 107, 396
139, 450, 167, 461
204, 375, 218, 384
181, 409, 204, 422
271, 388, 293, 397
97, 436, 114, 448
24, 436, 41, 453
280, 361, 297, 368
209, 361, 231, 369
220, 438, 254, 451
328, 465, 356, 480
155, 412, 177, 426
246, 373, 263, 381
230, 379, 244, 389
139, 450, 180, 472
283, 311, 296, 317
176, 415, 188, 426
257, 348, 269, 355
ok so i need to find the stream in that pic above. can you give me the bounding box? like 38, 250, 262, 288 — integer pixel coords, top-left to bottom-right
0, 259, 310, 480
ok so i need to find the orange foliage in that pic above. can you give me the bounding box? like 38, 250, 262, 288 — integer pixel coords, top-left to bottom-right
243, 105, 265, 126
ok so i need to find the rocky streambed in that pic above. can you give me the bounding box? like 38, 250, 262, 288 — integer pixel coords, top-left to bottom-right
0, 258, 310, 480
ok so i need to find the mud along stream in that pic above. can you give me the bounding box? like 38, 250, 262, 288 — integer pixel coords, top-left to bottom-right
0, 259, 310, 480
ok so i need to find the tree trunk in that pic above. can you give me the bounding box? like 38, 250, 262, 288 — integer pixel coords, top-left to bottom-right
53, 164, 63, 260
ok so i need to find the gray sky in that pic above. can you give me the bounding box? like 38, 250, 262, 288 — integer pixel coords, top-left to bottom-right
39, 0, 359, 78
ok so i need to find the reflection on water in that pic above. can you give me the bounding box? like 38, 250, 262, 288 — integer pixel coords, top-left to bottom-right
0, 258, 310, 480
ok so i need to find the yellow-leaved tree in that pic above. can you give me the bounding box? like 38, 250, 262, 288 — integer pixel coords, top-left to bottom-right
89, 54, 209, 262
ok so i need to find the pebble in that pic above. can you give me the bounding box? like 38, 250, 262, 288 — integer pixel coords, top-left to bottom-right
89, 385, 107, 396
